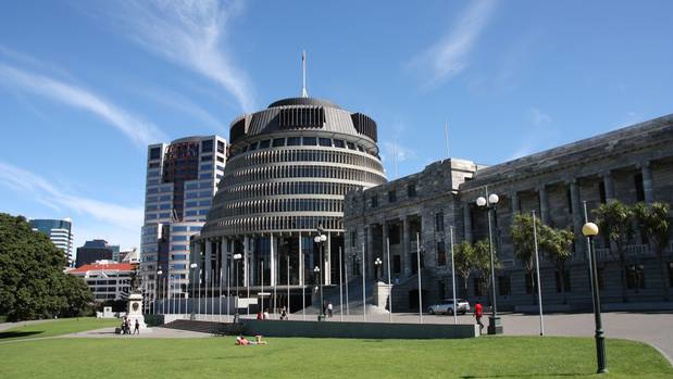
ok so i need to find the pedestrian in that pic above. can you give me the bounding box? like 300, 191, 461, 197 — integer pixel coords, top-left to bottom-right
263, 307, 269, 320
474, 301, 484, 333
327, 302, 333, 317
134, 319, 140, 335
280, 306, 288, 320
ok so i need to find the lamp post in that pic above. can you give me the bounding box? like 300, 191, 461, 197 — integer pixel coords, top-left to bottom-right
476, 191, 502, 335
189, 263, 198, 319
233, 253, 242, 323
314, 231, 327, 320
374, 257, 382, 281
582, 222, 608, 374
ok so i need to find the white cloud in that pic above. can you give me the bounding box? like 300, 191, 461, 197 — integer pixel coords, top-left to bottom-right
0, 162, 143, 230
528, 107, 552, 126
0, 63, 167, 147
104, 0, 255, 112
409, 0, 498, 87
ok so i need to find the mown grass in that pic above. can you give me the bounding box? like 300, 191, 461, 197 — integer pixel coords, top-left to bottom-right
0, 331, 671, 378
0, 317, 119, 340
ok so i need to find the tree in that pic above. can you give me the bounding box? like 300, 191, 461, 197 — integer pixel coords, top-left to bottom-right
592, 200, 634, 302
454, 241, 478, 296
0, 213, 92, 321
541, 225, 574, 302
59, 275, 95, 318
633, 202, 672, 300
510, 213, 541, 303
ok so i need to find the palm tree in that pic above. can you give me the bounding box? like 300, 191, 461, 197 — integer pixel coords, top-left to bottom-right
511, 213, 540, 304
541, 225, 574, 303
633, 202, 672, 300
593, 200, 634, 302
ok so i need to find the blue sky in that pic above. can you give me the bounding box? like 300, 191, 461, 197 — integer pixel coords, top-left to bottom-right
1, 0, 671, 250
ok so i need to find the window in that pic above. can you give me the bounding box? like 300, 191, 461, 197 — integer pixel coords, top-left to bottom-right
388, 190, 396, 203
555, 270, 571, 292
371, 195, 378, 208
272, 138, 285, 147
149, 147, 161, 160
318, 138, 331, 146
201, 155, 212, 161
525, 273, 537, 294
350, 231, 356, 248
393, 255, 401, 274
626, 264, 645, 290
302, 137, 317, 146
287, 137, 301, 146
408, 183, 416, 198
474, 277, 487, 297
202, 140, 213, 153
599, 182, 606, 204
436, 241, 446, 266
435, 212, 444, 232
567, 187, 573, 214
498, 275, 511, 296
217, 140, 225, 153
634, 173, 645, 202
259, 140, 270, 149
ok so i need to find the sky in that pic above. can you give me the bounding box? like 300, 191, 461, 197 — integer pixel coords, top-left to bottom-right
1, 0, 671, 251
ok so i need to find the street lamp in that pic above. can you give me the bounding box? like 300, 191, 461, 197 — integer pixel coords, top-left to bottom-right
233, 253, 242, 323
314, 231, 327, 321
374, 257, 382, 281
476, 191, 502, 335
582, 222, 608, 374
189, 263, 198, 320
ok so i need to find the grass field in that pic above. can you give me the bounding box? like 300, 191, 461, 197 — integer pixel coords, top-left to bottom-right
0, 317, 119, 340
0, 319, 671, 378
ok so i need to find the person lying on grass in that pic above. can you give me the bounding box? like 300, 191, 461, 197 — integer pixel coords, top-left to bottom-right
235, 335, 267, 345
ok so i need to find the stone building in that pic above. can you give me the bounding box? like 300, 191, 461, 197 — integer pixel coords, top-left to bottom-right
344, 113, 673, 311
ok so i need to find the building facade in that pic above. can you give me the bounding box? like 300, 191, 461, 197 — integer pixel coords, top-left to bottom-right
68, 261, 135, 302
194, 96, 386, 311
29, 218, 74, 266
140, 135, 227, 311
344, 114, 673, 311
75, 239, 118, 267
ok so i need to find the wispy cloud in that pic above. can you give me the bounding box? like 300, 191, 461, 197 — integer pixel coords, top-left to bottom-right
102, 0, 255, 112
0, 161, 143, 229
409, 0, 498, 88
0, 63, 167, 147
528, 107, 552, 126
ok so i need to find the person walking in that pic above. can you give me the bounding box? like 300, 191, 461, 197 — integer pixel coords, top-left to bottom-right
474, 302, 484, 333
134, 319, 140, 335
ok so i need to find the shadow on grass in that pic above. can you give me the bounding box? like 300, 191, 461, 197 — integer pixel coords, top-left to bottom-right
0, 331, 44, 339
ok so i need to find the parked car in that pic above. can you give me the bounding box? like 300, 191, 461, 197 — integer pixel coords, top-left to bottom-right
426, 298, 470, 315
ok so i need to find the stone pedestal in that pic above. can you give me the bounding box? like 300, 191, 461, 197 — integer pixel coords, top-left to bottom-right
374, 281, 393, 309
127, 293, 149, 330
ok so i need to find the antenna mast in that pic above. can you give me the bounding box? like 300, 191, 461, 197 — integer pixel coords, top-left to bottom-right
301, 50, 308, 98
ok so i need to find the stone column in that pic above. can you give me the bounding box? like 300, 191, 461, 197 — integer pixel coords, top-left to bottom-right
382, 221, 389, 282
403, 216, 411, 276
603, 171, 615, 201
511, 191, 520, 219
569, 179, 585, 255
538, 187, 549, 225
463, 203, 473, 243
366, 225, 374, 278
641, 162, 654, 204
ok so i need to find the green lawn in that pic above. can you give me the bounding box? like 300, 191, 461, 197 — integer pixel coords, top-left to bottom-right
0, 317, 119, 340
0, 319, 671, 378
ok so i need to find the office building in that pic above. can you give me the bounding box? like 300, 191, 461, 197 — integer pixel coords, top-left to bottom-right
75, 239, 118, 267
140, 135, 227, 310
29, 218, 74, 266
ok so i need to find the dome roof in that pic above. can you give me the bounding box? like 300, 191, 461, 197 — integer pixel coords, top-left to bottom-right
267, 97, 342, 109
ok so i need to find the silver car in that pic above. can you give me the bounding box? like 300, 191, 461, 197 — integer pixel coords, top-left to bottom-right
427, 298, 470, 315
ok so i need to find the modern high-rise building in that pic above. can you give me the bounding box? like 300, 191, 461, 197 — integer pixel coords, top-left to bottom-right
140, 135, 227, 310
29, 218, 74, 266
75, 239, 118, 267
193, 96, 387, 311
